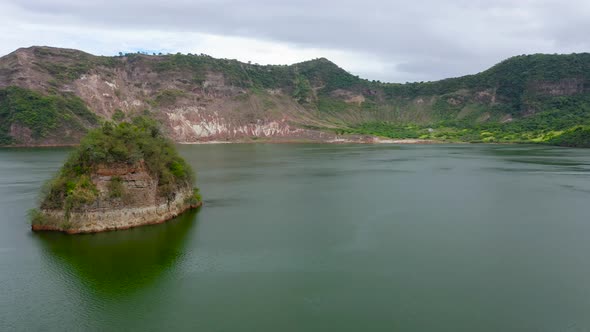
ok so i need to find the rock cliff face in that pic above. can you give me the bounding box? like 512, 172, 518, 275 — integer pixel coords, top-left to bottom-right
531, 78, 586, 96
33, 161, 200, 234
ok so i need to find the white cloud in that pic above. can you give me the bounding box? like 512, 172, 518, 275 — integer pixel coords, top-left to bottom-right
0, 5, 396, 81
1, 0, 590, 82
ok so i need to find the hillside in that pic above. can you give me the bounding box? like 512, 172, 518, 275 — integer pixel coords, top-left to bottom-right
1, 46, 590, 146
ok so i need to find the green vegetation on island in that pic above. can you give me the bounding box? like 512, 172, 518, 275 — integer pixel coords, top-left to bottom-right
36, 117, 200, 221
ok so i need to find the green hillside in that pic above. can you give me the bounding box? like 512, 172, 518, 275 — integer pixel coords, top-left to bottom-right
1, 46, 590, 146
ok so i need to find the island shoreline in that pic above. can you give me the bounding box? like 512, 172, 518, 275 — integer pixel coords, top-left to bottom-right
32, 201, 202, 234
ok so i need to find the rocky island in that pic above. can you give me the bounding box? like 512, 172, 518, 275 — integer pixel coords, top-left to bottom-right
30, 117, 202, 234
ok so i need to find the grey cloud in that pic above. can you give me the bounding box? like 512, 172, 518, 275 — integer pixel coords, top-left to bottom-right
5, 0, 590, 82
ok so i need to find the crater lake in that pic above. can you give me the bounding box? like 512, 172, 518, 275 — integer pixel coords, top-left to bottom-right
1, 144, 590, 331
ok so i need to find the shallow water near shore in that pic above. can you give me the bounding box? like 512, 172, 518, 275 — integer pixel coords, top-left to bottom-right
1, 144, 590, 331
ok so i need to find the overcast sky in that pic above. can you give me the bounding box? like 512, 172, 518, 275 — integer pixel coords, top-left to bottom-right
1, 0, 589, 82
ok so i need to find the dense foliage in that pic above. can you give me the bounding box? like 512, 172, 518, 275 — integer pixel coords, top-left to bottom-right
149, 53, 296, 88
131, 53, 362, 93
0, 86, 98, 144
345, 93, 590, 146
41, 117, 196, 214
381, 53, 590, 101
547, 126, 590, 147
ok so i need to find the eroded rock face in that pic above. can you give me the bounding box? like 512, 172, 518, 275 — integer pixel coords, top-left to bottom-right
34, 161, 200, 234
34, 189, 197, 234
92, 161, 159, 210
165, 109, 305, 141
531, 78, 585, 96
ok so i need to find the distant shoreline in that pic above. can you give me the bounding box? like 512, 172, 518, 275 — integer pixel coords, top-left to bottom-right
178, 137, 446, 145
0, 137, 449, 148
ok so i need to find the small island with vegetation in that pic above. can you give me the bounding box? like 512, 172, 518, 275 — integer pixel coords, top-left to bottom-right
30, 117, 202, 234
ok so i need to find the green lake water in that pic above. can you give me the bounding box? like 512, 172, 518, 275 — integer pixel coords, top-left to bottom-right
1, 144, 590, 331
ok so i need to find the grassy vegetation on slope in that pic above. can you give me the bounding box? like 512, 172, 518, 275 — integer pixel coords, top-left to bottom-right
343, 93, 590, 146
0, 86, 98, 144
32, 47, 118, 84
39, 117, 199, 217
378, 53, 590, 101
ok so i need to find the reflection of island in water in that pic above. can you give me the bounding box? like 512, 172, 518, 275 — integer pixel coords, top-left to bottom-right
35, 210, 200, 296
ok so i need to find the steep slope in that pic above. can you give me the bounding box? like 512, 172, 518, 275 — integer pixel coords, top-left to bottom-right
1, 46, 590, 146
